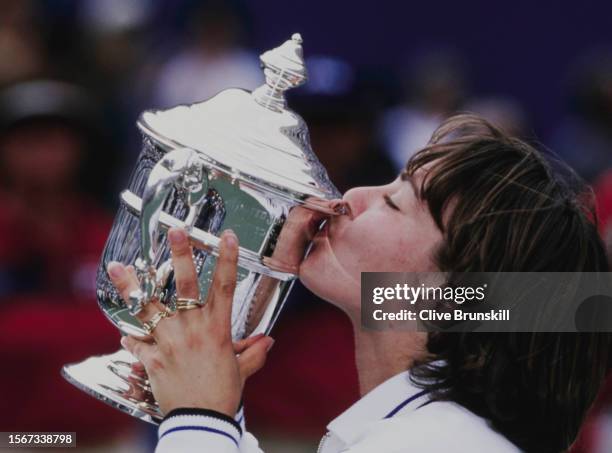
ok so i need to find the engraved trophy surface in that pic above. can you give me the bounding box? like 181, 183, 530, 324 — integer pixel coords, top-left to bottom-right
62, 34, 344, 423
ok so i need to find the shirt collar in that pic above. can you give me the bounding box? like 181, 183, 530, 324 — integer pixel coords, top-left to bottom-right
326, 370, 431, 445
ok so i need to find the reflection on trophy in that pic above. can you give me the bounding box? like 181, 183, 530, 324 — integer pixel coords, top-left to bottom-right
62, 34, 346, 423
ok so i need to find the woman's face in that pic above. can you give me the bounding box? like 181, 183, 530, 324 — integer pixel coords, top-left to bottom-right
299, 169, 443, 317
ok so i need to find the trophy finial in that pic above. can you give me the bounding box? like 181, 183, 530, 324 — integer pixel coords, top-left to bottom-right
252, 33, 308, 111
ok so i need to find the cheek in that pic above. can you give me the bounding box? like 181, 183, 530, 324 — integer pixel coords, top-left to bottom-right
299, 211, 442, 305
350, 237, 405, 272
336, 221, 406, 273
335, 216, 440, 273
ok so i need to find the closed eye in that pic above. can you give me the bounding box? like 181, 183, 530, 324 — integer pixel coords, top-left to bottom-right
384, 194, 400, 211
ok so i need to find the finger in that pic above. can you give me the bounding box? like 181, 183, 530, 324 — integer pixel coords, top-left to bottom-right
129, 363, 149, 390
237, 336, 274, 381
108, 261, 167, 324
233, 333, 265, 354
131, 333, 156, 344
168, 228, 200, 299
130, 361, 146, 374
209, 230, 239, 321
108, 262, 139, 302
121, 336, 157, 370
126, 265, 137, 281
129, 361, 149, 385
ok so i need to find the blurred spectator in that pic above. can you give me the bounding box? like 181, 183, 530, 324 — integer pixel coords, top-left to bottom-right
0, 0, 46, 87
595, 171, 612, 236
379, 50, 467, 171
0, 80, 136, 445
80, 0, 154, 36
292, 56, 396, 193
551, 53, 612, 183
0, 81, 113, 296
566, 56, 612, 453
571, 376, 612, 453
465, 96, 527, 137
151, 1, 261, 108
76, 0, 158, 170
582, 55, 612, 251
77, 0, 156, 101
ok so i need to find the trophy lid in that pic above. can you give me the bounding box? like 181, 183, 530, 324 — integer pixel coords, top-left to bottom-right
137, 33, 341, 206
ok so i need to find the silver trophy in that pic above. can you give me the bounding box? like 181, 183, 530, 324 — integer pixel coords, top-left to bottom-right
62, 34, 344, 423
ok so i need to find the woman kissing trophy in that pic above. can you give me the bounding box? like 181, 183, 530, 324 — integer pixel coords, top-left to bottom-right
62, 34, 346, 424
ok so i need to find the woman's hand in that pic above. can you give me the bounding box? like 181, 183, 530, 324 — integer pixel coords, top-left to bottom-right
107, 228, 274, 417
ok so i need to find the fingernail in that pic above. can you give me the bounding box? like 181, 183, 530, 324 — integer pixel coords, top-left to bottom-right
266, 338, 275, 352
107, 261, 125, 279
168, 228, 186, 245
120, 336, 128, 348
223, 229, 238, 247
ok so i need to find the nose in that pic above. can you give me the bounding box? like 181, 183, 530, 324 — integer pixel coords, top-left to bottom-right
342, 185, 378, 218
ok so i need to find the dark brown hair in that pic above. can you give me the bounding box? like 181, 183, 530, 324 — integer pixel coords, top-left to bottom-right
406, 114, 611, 452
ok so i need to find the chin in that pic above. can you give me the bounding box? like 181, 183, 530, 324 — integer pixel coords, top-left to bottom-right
298, 245, 327, 297
299, 241, 358, 311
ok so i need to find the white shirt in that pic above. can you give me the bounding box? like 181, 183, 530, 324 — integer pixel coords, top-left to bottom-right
155, 370, 521, 452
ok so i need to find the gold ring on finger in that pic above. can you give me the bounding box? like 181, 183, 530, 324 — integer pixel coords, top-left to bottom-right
176, 297, 205, 311
142, 310, 171, 335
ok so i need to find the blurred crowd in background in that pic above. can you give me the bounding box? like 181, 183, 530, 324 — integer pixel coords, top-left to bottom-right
1, 1, 612, 452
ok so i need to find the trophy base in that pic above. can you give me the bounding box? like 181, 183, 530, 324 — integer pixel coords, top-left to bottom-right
62, 349, 163, 424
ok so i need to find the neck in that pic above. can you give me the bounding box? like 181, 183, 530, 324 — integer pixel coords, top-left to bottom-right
352, 323, 427, 397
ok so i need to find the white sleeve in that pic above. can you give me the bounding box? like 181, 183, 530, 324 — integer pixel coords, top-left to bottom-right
155, 408, 264, 453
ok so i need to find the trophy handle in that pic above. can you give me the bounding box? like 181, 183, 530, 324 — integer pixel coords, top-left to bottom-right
120, 190, 296, 281
128, 147, 208, 315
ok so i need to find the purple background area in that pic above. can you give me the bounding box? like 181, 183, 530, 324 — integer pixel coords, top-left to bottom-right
245, 0, 612, 136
